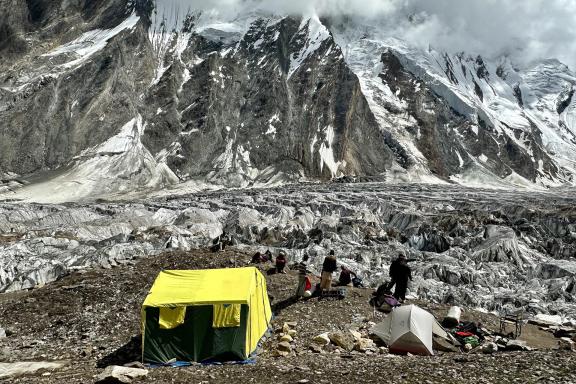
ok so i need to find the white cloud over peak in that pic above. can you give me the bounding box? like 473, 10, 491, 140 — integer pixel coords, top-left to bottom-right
152, 0, 576, 69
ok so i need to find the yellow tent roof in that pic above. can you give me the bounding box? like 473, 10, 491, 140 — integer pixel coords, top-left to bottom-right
142, 267, 264, 307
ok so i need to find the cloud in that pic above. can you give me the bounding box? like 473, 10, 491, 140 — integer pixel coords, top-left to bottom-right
153, 0, 576, 69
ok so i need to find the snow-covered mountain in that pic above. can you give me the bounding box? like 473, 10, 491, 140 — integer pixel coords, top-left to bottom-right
1, 0, 575, 202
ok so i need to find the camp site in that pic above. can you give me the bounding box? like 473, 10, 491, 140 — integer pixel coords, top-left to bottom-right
1, 248, 575, 383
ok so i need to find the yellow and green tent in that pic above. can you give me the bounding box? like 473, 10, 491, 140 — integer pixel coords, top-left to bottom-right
141, 267, 272, 363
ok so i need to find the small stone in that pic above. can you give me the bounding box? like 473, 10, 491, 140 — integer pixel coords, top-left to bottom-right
312, 333, 330, 346
288, 329, 297, 337
280, 335, 294, 343
297, 380, 309, 384
464, 344, 473, 352
353, 338, 375, 353
379, 347, 389, 354
273, 350, 289, 357
482, 342, 498, 354
309, 344, 323, 353
0, 328, 6, 339
286, 321, 298, 328
278, 341, 292, 352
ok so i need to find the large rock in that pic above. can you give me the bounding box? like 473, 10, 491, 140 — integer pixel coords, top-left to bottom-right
0, 361, 67, 380
328, 331, 356, 352
95, 365, 149, 384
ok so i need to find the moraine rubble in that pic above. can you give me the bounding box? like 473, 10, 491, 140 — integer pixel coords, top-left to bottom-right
1, 182, 575, 318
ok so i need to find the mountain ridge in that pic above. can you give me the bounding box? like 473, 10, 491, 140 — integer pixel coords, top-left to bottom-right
1, 0, 575, 202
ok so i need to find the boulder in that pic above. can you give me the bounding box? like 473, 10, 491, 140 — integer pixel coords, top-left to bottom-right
0, 361, 67, 380
312, 333, 331, 346
328, 331, 355, 352
95, 366, 149, 384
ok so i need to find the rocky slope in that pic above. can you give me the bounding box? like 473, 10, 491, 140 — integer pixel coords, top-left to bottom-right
1, 250, 575, 384
0, 0, 575, 201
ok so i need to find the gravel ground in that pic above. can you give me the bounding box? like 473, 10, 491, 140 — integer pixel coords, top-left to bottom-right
0, 248, 574, 383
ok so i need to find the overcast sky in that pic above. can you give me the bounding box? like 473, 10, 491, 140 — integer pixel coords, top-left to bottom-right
156, 0, 576, 69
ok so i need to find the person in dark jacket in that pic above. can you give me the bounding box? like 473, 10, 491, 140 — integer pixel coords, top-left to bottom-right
251, 251, 263, 264
264, 250, 273, 263
320, 250, 337, 290
336, 266, 357, 286
388, 254, 412, 302
276, 252, 287, 274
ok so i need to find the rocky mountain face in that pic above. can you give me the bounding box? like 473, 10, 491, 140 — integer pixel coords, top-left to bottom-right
0, 0, 575, 202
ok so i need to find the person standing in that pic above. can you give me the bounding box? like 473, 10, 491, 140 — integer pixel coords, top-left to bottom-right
320, 250, 337, 290
296, 254, 310, 297
388, 254, 412, 302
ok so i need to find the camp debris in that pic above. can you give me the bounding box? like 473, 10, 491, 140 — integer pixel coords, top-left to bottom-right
141, 267, 272, 364
371, 304, 454, 356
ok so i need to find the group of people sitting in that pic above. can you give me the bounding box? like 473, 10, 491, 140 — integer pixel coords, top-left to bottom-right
250, 250, 288, 274
250, 249, 412, 303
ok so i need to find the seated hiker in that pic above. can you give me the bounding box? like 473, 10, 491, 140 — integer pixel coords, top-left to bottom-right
336, 265, 357, 286
320, 250, 337, 291
251, 251, 264, 264
276, 252, 287, 274
369, 283, 400, 312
